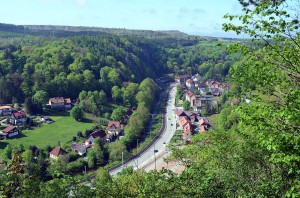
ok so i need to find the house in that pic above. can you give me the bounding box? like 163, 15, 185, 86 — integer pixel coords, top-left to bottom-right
194, 95, 215, 108
183, 122, 192, 144
198, 118, 210, 132
176, 110, 187, 121
0, 125, 19, 139
185, 91, 196, 107
192, 74, 201, 82
87, 130, 107, 144
185, 79, 195, 89
106, 133, 111, 142
175, 74, 192, 85
49, 146, 68, 160
179, 116, 190, 128
106, 121, 123, 136
10, 111, 27, 126
0, 106, 13, 116
48, 97, 72, 109
49, 97, 65, 108
71, 144, 87, 156
64, 98, 72, 109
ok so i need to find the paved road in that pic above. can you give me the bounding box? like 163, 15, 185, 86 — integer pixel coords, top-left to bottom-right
110, 84, 177, 175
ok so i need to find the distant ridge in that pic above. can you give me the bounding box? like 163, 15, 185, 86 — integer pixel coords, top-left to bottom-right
0, 23, 194, 39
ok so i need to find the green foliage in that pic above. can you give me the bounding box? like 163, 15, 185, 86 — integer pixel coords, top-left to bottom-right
3, 144, 12, 159
221, 1, 300, 196
108, 141, 130, 162
176, 86, 184, 100
182, 100, 190, 111
111, 106, 127, 122
70, 106, 84, 121
33, 90, 49, 105
123, 103, 150, 148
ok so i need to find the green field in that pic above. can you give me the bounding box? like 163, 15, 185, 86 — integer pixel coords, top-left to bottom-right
0, 115, 94, 154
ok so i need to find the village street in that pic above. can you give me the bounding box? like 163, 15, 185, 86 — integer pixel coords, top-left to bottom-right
110, 84, 178, 175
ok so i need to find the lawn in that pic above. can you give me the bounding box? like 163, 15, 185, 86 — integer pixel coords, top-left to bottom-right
0, 115, 95, 152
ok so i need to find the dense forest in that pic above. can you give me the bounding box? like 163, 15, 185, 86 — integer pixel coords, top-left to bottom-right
1, 0, 299, 197
0, 23, 238, 105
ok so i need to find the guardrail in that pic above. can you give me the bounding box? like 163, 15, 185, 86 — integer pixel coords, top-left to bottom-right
77, 86, 172, 183
108, 89, 170, 174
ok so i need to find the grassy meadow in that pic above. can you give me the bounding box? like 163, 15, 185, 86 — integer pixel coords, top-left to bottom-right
0, 115, 95, 156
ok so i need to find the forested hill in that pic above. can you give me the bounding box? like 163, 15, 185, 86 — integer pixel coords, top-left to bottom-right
0, 23, 190, 39
0, 23, 240, 104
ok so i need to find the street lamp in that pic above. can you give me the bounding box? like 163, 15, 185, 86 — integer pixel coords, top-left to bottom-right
154, 145, 158, 170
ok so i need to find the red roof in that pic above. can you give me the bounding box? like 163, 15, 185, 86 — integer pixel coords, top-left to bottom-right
179, 116, 190, 127
50, 146, 67, 157
176, 110, 186, 117
12, 111, 26, 118
186, 91, 195, 98
0, 106, 12, 110
175, 74, 191, 79
64, 98, 71, 104
49, 97, 64, 104
2, 125, 17, 133
184, 122, 192, 134
199, 118, 209, 126
90, 130, 106, 138
106, 121, 120, 130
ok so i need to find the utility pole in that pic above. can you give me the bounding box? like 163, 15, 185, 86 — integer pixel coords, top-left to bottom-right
122, 151, 124, 167
136, 139, 139, 169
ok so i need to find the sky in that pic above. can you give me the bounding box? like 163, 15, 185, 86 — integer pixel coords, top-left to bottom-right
1, 0, 245, 38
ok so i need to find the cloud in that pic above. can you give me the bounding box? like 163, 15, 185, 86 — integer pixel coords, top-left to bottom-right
193, 8, 205, 14
75, 0, 87, 6
142, 8, 158, 15
180, 7, 190, 13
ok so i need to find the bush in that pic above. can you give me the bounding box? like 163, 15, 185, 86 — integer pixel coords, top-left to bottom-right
67, 158, 88, 173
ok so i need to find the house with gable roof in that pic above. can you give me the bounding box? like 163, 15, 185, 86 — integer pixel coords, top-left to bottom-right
49, 146, 68, 160
87, 130, 111, 144
198, 118, 210, 132
178, 116, 193, 144
185, 91, 196, 107
48, 97, 72, 109
106, 121, 123, 136
0, 105, 13, 116
71, 144, 87, 156
175, 74, 192, 85
185, 79, 195, 89
176, 110, 187, 122
0, 125, 19, 139
183, 122, 193, 144
10, 111, 27, 126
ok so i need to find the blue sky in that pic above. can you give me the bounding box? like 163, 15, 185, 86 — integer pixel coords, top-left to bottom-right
1, 0, 244, 37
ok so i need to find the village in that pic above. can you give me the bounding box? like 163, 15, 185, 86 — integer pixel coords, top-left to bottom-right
173, 74, 230, 144
0, 73, 229, 165
0, 96, 130, 162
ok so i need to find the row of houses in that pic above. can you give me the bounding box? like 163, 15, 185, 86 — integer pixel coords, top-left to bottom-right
0, 105, 27, 126
175, 74, 230, 112
47, 97, 72, 110
175, 109, 210, 144
69, 120, 124, 156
